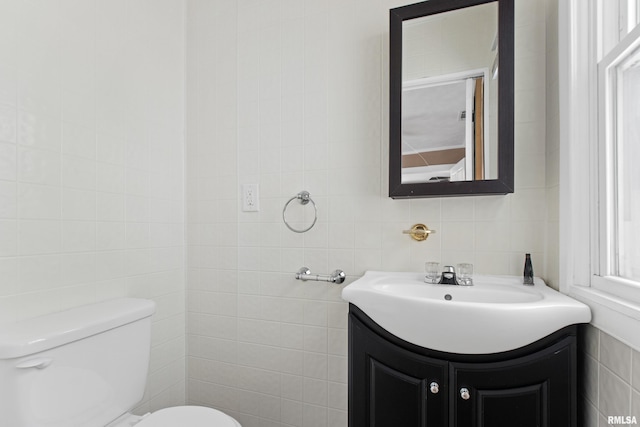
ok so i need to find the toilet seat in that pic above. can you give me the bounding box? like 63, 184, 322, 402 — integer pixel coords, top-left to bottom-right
135, 406, 240, 427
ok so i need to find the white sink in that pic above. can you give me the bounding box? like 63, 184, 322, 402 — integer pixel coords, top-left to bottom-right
342, 271, 591, 354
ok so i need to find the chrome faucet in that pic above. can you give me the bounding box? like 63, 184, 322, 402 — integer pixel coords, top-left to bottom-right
437, 265, 474, 286
438, 266, 460, 285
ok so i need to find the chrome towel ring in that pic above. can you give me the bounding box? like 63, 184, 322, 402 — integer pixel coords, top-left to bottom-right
283, 191, 317, 233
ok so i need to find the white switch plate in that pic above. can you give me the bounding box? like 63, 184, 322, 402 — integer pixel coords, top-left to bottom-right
242, 184, 259, 212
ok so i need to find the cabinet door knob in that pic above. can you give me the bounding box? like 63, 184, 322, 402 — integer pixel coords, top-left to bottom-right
429, 382, 439, 394
460, 387, 470, 400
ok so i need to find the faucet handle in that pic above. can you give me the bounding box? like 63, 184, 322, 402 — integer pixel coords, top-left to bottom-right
402, 224, 435, 241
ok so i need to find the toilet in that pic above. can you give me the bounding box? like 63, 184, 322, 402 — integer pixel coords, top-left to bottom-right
0, 298, 241, 427
109, 406, 240, 427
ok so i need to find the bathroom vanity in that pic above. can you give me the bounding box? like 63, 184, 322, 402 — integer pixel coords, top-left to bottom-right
342, 271, 591, 427
349, 304, 577, 427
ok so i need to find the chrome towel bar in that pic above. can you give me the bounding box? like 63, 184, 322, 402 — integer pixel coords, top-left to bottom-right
295, 267, 346, 284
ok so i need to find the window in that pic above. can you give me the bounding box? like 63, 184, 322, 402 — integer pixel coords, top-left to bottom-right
594, 0, 640, 298
616, 57, 640, 282
560, 0, 640, 349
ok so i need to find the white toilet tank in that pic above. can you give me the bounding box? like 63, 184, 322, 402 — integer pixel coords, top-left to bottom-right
0, 298, 156, 427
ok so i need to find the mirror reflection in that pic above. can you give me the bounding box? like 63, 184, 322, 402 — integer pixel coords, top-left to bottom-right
401, 2, 498, 184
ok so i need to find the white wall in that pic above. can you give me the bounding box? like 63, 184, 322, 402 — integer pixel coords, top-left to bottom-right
186, 0, 549, 426
0, 0, 186, 413
544, 0, 560, 289
581, 325, 640, 426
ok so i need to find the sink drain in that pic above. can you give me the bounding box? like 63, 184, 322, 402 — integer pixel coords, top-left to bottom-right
444, 294, 452, 301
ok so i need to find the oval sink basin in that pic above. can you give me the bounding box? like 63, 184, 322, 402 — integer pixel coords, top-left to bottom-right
373, 283, 543, 304
342, 271, 591, 354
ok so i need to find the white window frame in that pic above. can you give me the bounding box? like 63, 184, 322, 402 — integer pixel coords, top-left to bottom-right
559, 0, 640, 351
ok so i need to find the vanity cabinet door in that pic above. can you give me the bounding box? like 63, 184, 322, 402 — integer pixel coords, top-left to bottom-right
451, 336, 576, 427
349, 313, 448, 427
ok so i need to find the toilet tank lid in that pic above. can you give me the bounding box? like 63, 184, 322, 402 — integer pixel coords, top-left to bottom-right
0, 298, 156, 359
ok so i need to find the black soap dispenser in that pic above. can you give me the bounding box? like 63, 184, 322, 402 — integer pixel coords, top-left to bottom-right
523, 253, 534, 285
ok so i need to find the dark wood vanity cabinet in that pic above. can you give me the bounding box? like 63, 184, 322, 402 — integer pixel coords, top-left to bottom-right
451, 338, 574, 427
350, 310, 448, 427
349, 305, 578, 427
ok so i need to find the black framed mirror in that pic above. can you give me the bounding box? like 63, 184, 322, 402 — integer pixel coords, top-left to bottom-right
389, 0, 514, 198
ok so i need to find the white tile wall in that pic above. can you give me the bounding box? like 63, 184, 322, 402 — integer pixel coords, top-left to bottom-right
545, 0, 561, 290
580, 325, 640, 426
186, 1, 553, 426
0, 0, 186, 414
